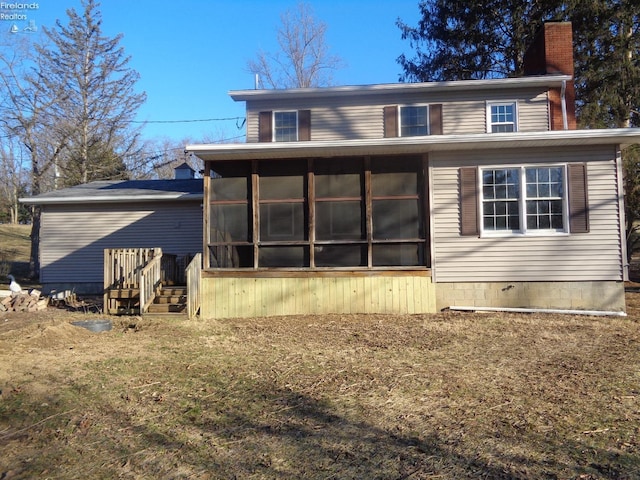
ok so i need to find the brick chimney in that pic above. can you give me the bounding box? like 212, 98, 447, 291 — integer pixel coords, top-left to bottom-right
523, 22, 576, 130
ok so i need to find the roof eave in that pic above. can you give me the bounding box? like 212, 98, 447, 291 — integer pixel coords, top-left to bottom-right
187, 128, 640, 162
229, 75, 573, 102
20, 193, 204, 206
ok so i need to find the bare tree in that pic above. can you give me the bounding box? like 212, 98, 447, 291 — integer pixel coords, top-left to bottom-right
0, 0, 146, 278
37, 0, 146, 186
0, 33, 71, 276
0, 138, 28, 224
247, 2, 344, 89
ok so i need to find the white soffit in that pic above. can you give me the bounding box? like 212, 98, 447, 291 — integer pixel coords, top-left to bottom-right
229, 75, 573, 101
187, 129, 640, 161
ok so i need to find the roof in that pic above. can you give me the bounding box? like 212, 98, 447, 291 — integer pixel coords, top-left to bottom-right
187, 128, 640, 162
21, 178, 203, 205
229, 75, 573, 101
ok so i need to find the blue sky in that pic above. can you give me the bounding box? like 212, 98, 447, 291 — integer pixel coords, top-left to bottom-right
3, 1, 421, 146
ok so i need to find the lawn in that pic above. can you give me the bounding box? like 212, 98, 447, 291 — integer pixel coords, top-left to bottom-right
1, 222, 639, 479
1, 301, 639, 479
0, 224, 31, 286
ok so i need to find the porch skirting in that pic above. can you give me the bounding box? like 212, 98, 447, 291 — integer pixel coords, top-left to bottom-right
200, 274, 437, 319
435, 280, 626, 313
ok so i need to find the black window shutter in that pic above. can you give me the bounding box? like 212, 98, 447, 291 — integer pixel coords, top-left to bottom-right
258, 111, 272, 142
429, 104, 443, 135
384, 105, 398, 138
460, 167, 479, 236
298, 110, 311, 141
567, 163, 589, 233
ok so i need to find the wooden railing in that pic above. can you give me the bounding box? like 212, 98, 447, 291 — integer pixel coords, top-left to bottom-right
104, 247, 157, 290
186, 253, 202, 319
104, 248, 200, 315
140, 253, 163, 313
104, 248, 159, 313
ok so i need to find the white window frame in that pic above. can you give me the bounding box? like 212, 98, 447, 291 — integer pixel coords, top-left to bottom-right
273, 110, 298, 142
479, 164, 569, 237
486, 101, 518, 133
399, 104, 430, 137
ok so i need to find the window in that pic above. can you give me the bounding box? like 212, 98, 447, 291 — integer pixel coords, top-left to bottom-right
259, 161, 307, 267
400, 105, 428, 137
487, 102, 517, 133
482, 168, 520, 231
259, 110, 311, 142
274, 111, 298, 142
209, 162, 253, 268
481, 166, 566, 234
206, 156, 427, 269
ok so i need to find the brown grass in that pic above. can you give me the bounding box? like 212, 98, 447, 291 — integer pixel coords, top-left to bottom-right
0, 224, 31, 284
1, 225, 639, 478
1, 301, 639, 479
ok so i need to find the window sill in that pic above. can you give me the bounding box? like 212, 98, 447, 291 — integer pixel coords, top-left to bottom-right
479, 230, 569, 238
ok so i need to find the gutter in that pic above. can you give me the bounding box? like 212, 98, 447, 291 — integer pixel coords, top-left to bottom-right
448, 305, 626, 317
20, 193, 204, 206
187, 128, 640, 161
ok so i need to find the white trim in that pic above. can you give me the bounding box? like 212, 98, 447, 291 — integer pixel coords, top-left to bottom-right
486, 101, 519, 133
20, 193, 203, 205
616, 148, 629, 281
187, 128, 640, 161
479, 164, 569, 237
229, 75, 574, 101
398, 104, 430, 137
273, 110, 298, 142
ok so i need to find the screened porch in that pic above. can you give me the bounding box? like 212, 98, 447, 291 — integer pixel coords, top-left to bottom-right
203, 154, 431, 272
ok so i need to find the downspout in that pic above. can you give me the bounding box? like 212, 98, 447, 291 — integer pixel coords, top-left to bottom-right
448, 305, 626, 317
561, 80, 568, 130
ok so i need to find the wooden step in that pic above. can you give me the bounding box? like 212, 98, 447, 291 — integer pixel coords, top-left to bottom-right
158, 287, 187, 296
147, 303, 187, 314
146, 285, 187, 315
154, 295, 186, 304
108, 288, 139, 299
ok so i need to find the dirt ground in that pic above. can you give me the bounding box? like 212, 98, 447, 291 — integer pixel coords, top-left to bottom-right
1, 292, 640, 479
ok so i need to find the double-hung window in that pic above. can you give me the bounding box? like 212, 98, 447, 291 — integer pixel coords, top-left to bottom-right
399, 105, 429, 137
487, 102, 517, 133
481, 165, 567, 234
273, 111, 298, 142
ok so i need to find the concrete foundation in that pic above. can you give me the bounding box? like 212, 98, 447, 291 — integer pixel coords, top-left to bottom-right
435, 280, 626, 313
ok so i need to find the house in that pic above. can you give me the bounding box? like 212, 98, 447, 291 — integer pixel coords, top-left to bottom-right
185, 22, 640, 319
21, 164, 203, 296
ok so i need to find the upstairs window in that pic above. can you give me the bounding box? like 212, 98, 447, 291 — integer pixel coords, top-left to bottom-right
259, 110, 311, 142
274, 111, 298, 142
487, 102, 517, 133
400, 105, 429, 137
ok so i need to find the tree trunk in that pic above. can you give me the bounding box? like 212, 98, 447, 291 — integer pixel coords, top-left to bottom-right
29, 206, 40, 279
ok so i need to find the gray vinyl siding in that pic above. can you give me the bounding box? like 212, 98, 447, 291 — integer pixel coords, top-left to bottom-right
429, 145, 623, 282
245, 88, 549, 141
40, 201, 203, 284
